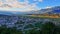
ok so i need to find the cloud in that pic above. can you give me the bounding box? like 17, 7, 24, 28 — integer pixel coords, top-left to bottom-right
0, 0, 41, 12
45, 6, 52, 9
33, 0, 43, 2
38, 0, 43, 2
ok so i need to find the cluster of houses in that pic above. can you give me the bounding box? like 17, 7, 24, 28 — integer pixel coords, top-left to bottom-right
0, 15, 60, 33
0, 15, 18, 28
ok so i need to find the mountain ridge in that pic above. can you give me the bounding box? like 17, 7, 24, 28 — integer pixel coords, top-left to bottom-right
0, 6, 60, 15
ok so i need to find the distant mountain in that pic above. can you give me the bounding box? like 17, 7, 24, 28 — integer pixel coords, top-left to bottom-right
0, 6, 60, 15
38, 6, 60, 14
28, 6, 60, 14
0, 11, 15, 15
46, 6, 60, 14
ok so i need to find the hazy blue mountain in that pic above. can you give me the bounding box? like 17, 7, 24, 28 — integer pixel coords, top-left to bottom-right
0, 11, 15, 15
27, 6, 60, 14
47, 6, 60, 14
0, 6, 60, 15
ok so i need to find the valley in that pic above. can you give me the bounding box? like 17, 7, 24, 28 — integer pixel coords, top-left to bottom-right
0, 6, 60, 34
0, 14, 60, 34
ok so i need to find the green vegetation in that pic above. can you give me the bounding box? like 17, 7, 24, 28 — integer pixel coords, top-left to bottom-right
25, 29, 41, 34
41, 22, 56, 34
24, 24, 34, 29
0, 26, 23, 34
0, 21, 60, 34
25, 22, 60, 34
34, 22, 42, 28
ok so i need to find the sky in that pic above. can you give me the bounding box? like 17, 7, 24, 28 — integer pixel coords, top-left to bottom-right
0, 0, 60, 12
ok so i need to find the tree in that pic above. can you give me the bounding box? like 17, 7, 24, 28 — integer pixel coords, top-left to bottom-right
25, 28, 42, 34
53, 26, 60, 34
41, 22, 56, 34
0, 25, 23, 34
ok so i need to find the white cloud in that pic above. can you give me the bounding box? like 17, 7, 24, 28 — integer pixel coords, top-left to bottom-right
38, 0, 43, 2
33, 0, 43, 2
45, 6, 52, 9
0, 0, 41, 12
